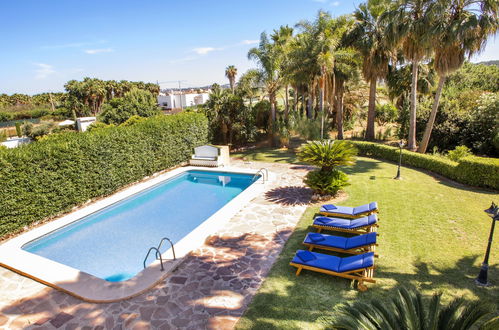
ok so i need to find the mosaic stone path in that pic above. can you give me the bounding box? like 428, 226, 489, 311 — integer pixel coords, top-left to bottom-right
0, 160, 313, 329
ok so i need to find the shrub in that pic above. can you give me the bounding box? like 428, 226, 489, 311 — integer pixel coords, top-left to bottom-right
0, 112, 208, 237
447, 145, 472, 162
351, 141, 499, 190
15, 122, 22, 137
304, 169, 349, 195
0, 112, 14, 122
375, 103, 398, 125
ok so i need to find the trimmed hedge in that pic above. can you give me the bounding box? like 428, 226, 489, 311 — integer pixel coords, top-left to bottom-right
350, 141, 499, 190
0, 112, 208, 238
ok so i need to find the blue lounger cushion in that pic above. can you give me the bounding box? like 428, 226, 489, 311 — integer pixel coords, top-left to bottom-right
308, 233, 326, 242
296, 250, 316, 262
320, 202, 378, 215
314, 214, 378, 229
292, 250, 375, 273
304, 232, 377, 250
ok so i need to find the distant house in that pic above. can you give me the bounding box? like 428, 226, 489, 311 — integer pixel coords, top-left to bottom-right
157, 91, 210, 110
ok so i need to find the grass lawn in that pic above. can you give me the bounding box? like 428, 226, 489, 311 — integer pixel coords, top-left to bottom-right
234, 149, 499, 329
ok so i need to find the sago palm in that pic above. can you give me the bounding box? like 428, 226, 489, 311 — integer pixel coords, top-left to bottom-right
418, 0, 499, 153
297, 139, 358, 172
329, 287, 497, 330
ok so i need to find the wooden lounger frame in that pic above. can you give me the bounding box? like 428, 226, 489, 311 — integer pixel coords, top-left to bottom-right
290, 262, 376, 291
312, 223, 378, 235
304, 241, 379, 256
318, 209, 378, 219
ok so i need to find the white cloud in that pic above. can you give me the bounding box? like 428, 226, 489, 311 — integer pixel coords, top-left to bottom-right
84, 48, 114, 54
33, 63, 55, 79
192, 47, 218, 55
331, 1, 340, 6
240, 39, 259, 45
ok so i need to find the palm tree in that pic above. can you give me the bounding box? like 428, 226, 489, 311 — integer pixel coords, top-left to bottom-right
385, 0, 435, 150
271, 25, 294, 120
333, 48, 361, 139
225, 65, 238, 92
298, 139, 358, 172
237, 69, 261, 111
347, 0, 395, 141
248, 33, 284, 145
418, 0, 499, 153
329, 287, 496, 329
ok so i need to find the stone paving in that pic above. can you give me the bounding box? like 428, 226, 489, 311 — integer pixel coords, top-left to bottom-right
0, 160, 314, 329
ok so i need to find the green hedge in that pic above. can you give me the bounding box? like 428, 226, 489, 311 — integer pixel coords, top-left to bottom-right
0, 112, 208, 237
350, 141, 499, 190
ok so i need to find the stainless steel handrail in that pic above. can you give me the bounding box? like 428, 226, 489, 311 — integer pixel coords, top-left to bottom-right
143, 247, 164, 271
252, 167, 268, 183
156, 237, 176, 261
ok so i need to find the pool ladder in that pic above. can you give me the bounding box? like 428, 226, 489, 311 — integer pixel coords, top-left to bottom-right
252, 168, 269, 183
143, 237, 176, 271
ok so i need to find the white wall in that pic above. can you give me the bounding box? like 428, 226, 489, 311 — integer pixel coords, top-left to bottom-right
157, 93, 209, 109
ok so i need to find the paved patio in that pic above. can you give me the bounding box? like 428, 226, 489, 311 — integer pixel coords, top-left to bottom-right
0, 160, 313, 329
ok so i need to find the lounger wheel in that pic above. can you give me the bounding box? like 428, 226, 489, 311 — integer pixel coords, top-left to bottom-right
357, 283, 368, 292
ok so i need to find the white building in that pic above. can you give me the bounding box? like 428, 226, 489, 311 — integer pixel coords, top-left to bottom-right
157, 92, 210, 110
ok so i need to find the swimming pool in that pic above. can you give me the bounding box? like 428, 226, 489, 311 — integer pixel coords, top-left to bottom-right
0, 166, 266, 301
22, 170, 256, 282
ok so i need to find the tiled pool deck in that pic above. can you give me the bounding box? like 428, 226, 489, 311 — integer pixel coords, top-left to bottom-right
0, 160, 313, 329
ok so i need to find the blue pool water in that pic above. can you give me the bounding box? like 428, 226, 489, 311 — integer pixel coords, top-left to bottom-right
23, 170, 256, 282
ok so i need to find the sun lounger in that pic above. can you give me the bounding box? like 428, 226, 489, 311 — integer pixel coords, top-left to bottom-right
312, 214, 378, 234
290, 250, 375, 291
303, 232, 378, 255
319, 202, 378, 218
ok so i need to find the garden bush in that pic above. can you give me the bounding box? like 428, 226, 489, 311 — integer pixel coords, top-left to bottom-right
351, 141, 499, 190
0, 112, 208, 237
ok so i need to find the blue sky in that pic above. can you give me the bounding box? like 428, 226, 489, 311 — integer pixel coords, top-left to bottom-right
0, 0, 497, 95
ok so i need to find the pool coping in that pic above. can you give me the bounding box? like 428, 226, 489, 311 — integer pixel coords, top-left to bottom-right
0, 165, 270, 302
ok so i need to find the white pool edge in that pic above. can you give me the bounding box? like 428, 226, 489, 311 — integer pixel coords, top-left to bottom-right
0, 165, 272, 302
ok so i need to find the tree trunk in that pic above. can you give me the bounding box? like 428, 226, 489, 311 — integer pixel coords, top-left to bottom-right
284, 84, 289, 121
336, 86, 344, 140
408, 61, 419, 151
269, 92, 276, 146
418, 75, 446, 153
319, 80, 325, 139
306, 93, 313, 119
293, 86, 298, 115
221, 123, 228, 144
366, 79, 376, 140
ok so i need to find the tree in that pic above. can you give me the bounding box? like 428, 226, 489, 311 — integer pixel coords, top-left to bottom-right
271, 25, 294, 120
385, 0, 435, 150
329, 287, 497, 329
225, 65, 238, 92
418, 0, 499, 153
236, 69, 261, 111
248, 32, 284, 145
347, 0, 394, 140
99, 88, 160, 125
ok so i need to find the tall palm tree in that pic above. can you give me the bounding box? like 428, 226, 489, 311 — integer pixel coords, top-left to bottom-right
418, 0, 499, 153
237, 69, 261, 111
347, 0, 395, 141
248, 33, 284, 145
271, 25, 294, 120
330, 287, 496, 329
225, 65, 238, 92
333, 48, 361, 139
385, 0, 435, 150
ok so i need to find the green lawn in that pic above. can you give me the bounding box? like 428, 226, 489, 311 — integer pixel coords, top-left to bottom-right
236, 151, 499, 329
